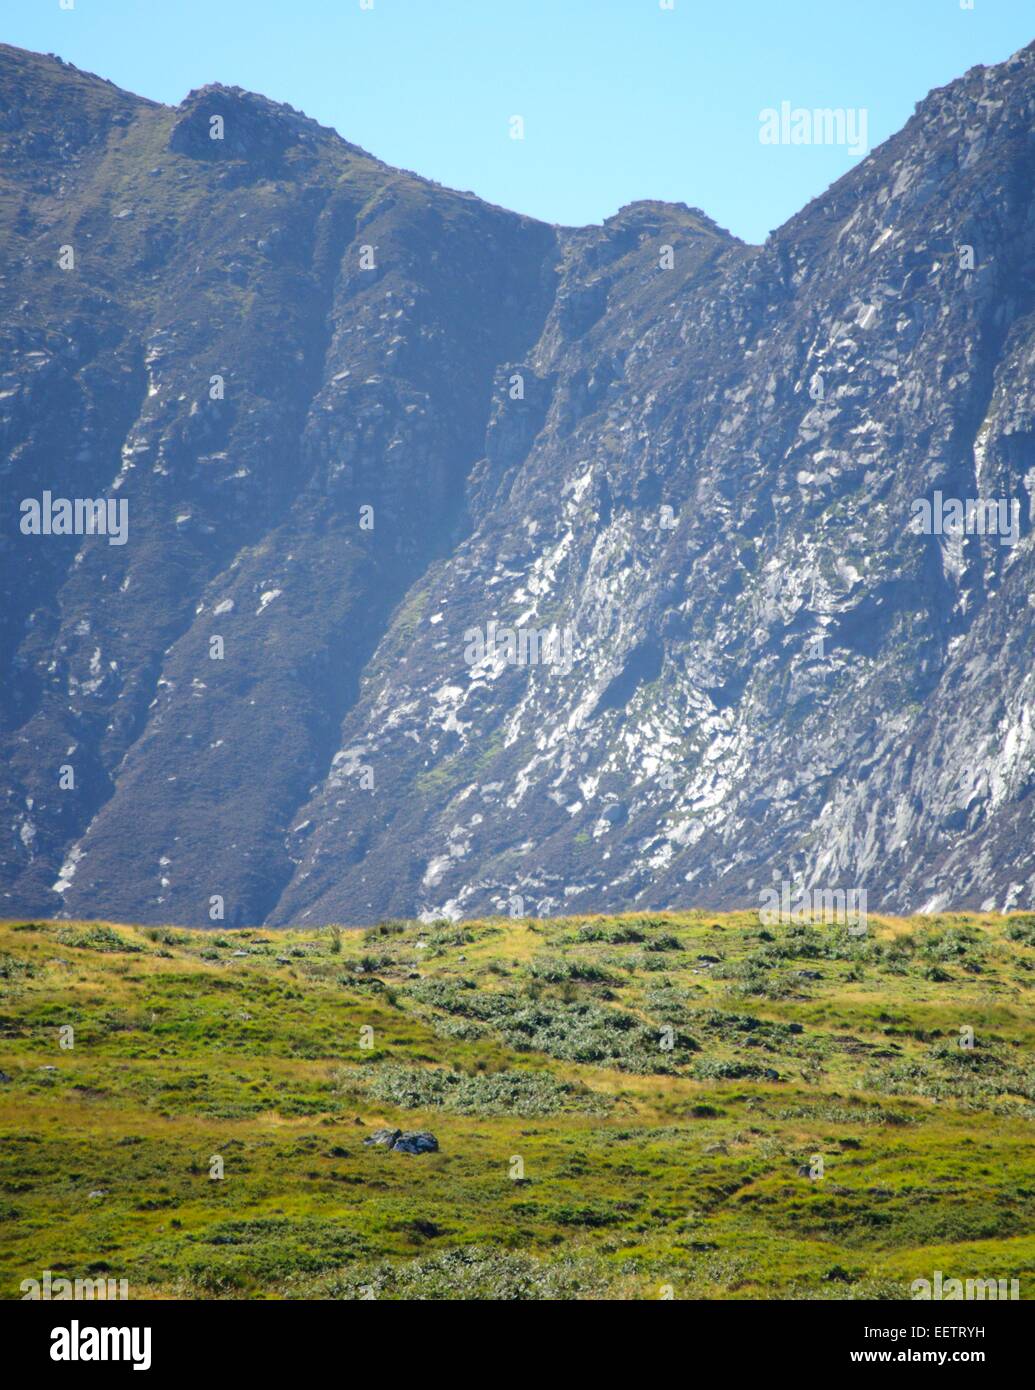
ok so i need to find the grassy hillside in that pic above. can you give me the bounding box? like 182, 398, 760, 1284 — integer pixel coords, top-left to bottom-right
1, 910, 1033, 1299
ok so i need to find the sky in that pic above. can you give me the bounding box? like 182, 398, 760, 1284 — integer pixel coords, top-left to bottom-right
5, 0, 1034, 244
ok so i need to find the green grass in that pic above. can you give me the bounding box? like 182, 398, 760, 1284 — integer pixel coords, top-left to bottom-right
0, 910, 1032, 1299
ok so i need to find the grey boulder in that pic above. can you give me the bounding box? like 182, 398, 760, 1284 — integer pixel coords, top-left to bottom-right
363, 1128, 439, 1155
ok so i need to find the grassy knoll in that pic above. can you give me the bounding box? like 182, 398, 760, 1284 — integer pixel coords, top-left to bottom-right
0, 910, 1032, 1299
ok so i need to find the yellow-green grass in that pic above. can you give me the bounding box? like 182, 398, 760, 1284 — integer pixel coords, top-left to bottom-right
0, 910, 1032, 1299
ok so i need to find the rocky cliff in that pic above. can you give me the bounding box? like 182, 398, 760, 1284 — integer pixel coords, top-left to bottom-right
3, 41, 1035, 926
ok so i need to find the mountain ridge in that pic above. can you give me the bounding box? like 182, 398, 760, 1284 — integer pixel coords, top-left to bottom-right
3, 40, 1035, 926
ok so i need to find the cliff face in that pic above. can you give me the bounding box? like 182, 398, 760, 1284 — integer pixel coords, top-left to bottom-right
2, 41, 1035, 926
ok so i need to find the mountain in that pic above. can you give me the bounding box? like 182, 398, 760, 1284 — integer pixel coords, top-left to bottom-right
2, 41, 1035, 928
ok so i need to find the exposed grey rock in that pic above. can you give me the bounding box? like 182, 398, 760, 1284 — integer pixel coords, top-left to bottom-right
363, 1128, 438, 1155
364, 1128, 401, 1148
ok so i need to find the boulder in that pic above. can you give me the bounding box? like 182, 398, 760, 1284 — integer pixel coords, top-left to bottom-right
363, 1128, 439, 1155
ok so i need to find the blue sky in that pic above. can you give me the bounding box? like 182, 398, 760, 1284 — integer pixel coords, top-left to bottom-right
6, 0, 1034, 243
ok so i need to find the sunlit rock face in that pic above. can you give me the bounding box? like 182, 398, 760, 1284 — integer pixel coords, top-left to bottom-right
2, 41, 1035, 927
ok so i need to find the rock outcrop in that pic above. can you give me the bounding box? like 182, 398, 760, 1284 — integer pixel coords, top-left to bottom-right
363, 1129, 439, 1155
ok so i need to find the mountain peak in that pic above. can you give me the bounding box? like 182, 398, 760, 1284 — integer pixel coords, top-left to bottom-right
604, 200, 735, 240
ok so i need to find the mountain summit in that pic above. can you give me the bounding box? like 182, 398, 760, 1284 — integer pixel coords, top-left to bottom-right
3, 41, 1035, 926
